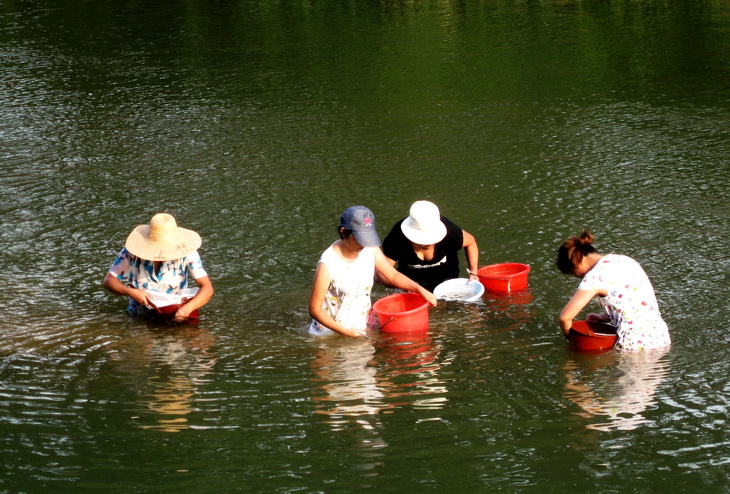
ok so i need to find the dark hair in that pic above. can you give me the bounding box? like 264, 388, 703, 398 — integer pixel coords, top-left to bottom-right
556, 230, 598, 274
338, 227, 352, 240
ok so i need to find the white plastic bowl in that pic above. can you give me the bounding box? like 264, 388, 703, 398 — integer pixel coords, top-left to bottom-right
433, 278, 485, 302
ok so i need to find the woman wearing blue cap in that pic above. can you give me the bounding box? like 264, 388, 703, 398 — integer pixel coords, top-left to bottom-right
309, 206, 437, 337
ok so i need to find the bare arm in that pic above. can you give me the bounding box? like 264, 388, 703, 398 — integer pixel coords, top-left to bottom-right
173, 276, 214, 322
375, 253, 398, 287
462, 229, 480, 282
374, 249, 437, 306
308, 263, 366, 337
558, 288, 603, 336
103, 272, 214, 322
103, 273, 152, 307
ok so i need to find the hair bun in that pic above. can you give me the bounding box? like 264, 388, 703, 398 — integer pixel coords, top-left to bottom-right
578, 230, 594, 249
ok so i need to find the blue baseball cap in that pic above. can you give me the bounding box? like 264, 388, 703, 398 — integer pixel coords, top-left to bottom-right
339, 206, 381, 247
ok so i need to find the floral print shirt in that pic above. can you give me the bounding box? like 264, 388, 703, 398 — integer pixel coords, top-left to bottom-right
579, 254, 670, 351
108, 247, 208, 314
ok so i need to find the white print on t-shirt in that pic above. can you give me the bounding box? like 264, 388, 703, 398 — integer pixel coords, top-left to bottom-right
408, 256, 447, 269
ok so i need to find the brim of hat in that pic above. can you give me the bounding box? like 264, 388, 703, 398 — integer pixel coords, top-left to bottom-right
125, 225, 202, 261
352, 229, 381, 248
401, 220, 447, 245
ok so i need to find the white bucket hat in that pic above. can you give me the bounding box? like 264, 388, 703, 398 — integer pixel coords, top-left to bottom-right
400, 201, 447, 245
125, 213, 201, 261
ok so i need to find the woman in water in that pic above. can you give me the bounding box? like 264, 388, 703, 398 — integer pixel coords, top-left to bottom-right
556, 231, 670, 351
309, 206, 437, 337
382, 200, 480, 292
103, 213, 214, 324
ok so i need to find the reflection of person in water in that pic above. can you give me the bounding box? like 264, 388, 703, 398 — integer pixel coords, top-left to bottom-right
563, 349, 670, 431
108, 324, 217, 432
310, 334, 448, 422
310, 338, 391, 458
375, 334, 447, 410
310, 338, 390, 423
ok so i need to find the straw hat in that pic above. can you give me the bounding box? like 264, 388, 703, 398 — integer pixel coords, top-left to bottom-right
400, 201, 447, 245
125, 213, 201, 261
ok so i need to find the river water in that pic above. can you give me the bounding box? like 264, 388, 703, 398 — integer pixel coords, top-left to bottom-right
1, 0, 729, 492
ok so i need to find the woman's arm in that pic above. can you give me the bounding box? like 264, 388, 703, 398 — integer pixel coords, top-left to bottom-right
174, 276, 214, 322
374, 249, 437, 306
102, 273, 152, 307
558, 288, 600, 336
462, 229, 480, 282
375, 252, 398, 287
308, 263, 366, 337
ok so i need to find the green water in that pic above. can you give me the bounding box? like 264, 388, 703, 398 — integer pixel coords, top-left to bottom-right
1, 0, 729, 491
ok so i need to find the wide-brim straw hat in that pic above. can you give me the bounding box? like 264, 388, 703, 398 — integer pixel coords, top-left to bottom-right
125, 213, 201, 261
400, 200, 447, 245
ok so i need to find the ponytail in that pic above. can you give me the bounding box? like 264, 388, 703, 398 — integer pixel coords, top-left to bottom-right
556, 230, 598, 274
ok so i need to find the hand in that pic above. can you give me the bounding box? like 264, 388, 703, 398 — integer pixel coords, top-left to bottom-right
422, 290, 438, 307
129, 288, 151, 307
586, 313, 610, 323
468, 273, 480, 283
174, 305, 193, 323
340, 327, 368, 338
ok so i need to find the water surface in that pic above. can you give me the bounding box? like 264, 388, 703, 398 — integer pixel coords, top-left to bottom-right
1, 0, 729, 491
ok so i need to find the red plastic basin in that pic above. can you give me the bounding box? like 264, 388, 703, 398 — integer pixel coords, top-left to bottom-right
569, 320, 618, 353
372, 293, 429, 333
477, 263, 531, 293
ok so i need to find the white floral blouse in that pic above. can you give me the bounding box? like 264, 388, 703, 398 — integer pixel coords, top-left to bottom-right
579, 254, 671, 351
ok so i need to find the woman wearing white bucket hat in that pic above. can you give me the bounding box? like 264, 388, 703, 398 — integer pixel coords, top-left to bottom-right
102, 213, 214, 323
382, 201, 480, 292
309, 206, 437, 337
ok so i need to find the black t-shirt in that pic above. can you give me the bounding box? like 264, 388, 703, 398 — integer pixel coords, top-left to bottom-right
382, 216, 464, 292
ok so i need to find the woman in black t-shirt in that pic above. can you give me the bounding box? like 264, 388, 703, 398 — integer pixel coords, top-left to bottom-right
382, 201, 480, 292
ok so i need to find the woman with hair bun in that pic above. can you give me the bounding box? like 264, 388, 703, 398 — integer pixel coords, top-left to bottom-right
556, 231, 670, 351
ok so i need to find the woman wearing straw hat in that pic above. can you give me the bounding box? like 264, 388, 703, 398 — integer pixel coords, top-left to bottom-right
382, 201, 480, 292
309, 206, 437, 337
102, 213, 214, 324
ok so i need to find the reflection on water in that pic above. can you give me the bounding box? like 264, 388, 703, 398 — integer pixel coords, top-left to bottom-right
376, 333, 448, 411
482, 289, 536, 332
309, 332, 448, 463
309, 337, 391, 469
563, 349, 671, 432
310, 333, 448, 421
108, 323, 217, 433
1, 0, 729, 489
310, 337, 389, 424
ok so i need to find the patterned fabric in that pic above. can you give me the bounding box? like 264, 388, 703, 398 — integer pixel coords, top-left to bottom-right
579, 254, 670, 351
309, 244, 376, 336
108, 247, 208, 314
